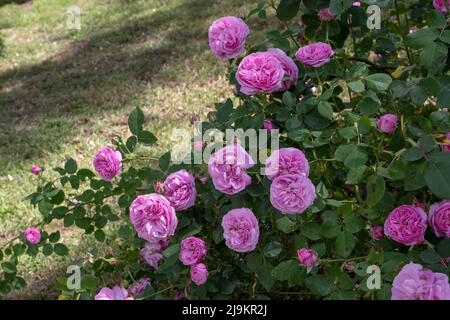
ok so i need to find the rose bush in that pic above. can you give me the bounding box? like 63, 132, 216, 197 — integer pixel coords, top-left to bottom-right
0, 0, 449, 300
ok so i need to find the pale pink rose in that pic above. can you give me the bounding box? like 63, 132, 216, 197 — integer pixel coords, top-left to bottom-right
270, 174, 316, 214
208, 143, 255, 195
31, 165, 42, 175
377, 114, 398, 133
154, 181, 164, 193
24, 227, 41, 244
140, 241, 167, 270
236, 52, 285, 95
193, 140, 204, 152
264, 147, 310, 180
318, 8, 334, 21
352, 2, 361, 6
93, 146, 122, 181
295, 42, 334, 67
433, 0, 450, 13
392, 263, 450, 300
370, 225, 384, 240
208, 16, 250, 60
95, 285, 134, 300
190, 263, 208, 285
384, 205, 427, 246
163, 170, 196, 211
428, 200, 450, 238
267, 48, 298, 90
128, 278, 151, 298
179, 236, 207, 266
263, 120, 276, 131
297, 248, 318, 273
441, 132, 450, 152
222, 208, 259, 253
129, 194, 178, 242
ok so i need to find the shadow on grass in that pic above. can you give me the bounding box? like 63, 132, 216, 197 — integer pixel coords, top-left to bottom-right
0, 0, 256, 170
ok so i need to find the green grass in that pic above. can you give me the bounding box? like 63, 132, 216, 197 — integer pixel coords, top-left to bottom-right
0, 0, 275, 299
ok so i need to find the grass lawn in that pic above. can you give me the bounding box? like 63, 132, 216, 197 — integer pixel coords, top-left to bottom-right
0, 0, 273, 298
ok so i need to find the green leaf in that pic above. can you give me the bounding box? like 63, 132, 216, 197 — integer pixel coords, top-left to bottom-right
437, 239, 450, 257
128, 107, 145, 135
94, 229, 105, 242
263, 241, 283, 258
338, 127, 358, 139
405, 28, 439, 48
305, 275, 333, 296
366, 175, 385, 207
257, 262, 274, 291
347, 80, 365, 93
320, 220, 341, 238
272, 260, 298, 281
48, 231, 61, 243
159, 151, 171, 171
81, 275, 98, 291
2, 262, 16, 274
54, 243, 69, 256
420, 42, 448, 75
335, 231, 355, 257
64, 158, 77, 174
318, 101, 333, 120
425, 160, 450, 199
343, 213, 364, 233
403, 147, 423, 161
276, 0, 301, 21
357, 97, 380, 115
301, 222, 321, 240
420, 250, 441, 264
346, 165, 366, 184
137, 130, 157, 145
276, 216, 297, 233
365, 74, 392, 93
42, 244, 53, 256
162, 244, 179, 258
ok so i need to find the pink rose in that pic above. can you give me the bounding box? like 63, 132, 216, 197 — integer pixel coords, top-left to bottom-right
31, 165, 42, 175
267, 48, 299, 91
392, 263, 450, 300
352, 2, 361, 6
433, 0, 450, 13
179, 236, 207, 266
190, 263, 208, 286
377, 114, 398, 133
140, 241, 167, 270
208, 144, 255, 195
318, 8, 334, 21
236, 52, 285, 95
384, 204, 427, 246
222, 208, 259, 253
297, 248, 318, 273
93, 146, 122, 181
95, 285, 133, 300
369, 52, 383, 62
409, 26, 418, 33
154, 181, 164, 193
129, 194, 178, 242
208, 16, 250, 60
24, 227, 41, 244
163, 170, 196, 211
190, 114, 200, 123
370, 225, 384, 240
193, 140, 204, 152
263, 119, 276, 131
295, 42, 334, 67
441, 132, 450, 152
128, 278, 151, 298
428, 200, 450, 238
264, 147, 310, 181
270, 174, 316, 214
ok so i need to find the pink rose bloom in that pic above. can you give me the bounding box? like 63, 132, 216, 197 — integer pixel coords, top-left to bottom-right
353, 2, 361, 6
24, 227, 41, 244
193, 140, 204, 152
297, 248, 318, 273
295, 42, 334, 67
392, 263, 450, 300
128, 278, 151, 298
190, 114, 200, 123
236, 52, 285, 95
130, 194, 178, 242
179, 236, 207, 266
428, 200, 450, 238
140, 241, 167, 270
154, 181, 164, 193
270, 174, 316, 214
208, 144, 255, 195
370, 225, 384, 240
433, 0, 450, 13
93, 146, 122, 181
441, 132, 450, 152
318, 8, 334, 21
95, 285, 134, 300
409, 26, 418, 33
31, 165, 42, 175
190, 263, 208, 285
263, 119, 276, 131
195, 175, 208, 185
377, 114, 398, 133
267, 48, 298, 90
264, 147, 310, 180
208, 16, 250, 60
163, 170, 196, 211
222, 208, 259, 253
384, 205, 427, 246
369, 52, 382, 62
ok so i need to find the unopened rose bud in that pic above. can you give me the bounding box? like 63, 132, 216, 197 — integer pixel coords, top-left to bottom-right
31, 165, 42, 175
263, 120, 276, 132
297, 248, 318, 273
155, 181, 164, 193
